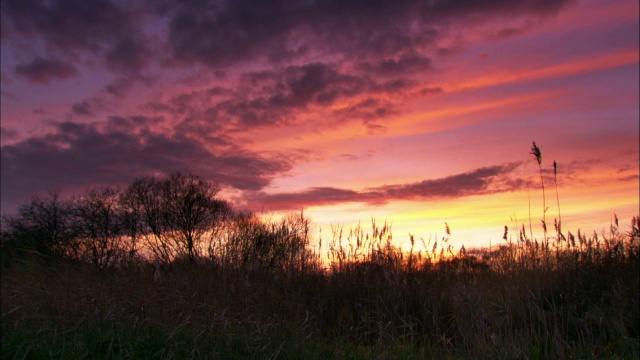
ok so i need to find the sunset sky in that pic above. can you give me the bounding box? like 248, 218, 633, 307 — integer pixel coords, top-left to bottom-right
1, 0, 638, 250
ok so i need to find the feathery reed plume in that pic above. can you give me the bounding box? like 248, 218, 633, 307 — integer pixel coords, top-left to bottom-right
408, 233, 415, 271
530, 141, 547, 240
530, 141, 542, 165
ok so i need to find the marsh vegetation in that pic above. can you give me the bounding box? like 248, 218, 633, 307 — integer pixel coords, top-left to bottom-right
1, 147, 638, 359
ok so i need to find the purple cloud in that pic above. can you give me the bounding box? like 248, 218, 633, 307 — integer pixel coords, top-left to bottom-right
358, 53, 433, 76
157, 0, 573, 68
72, 101, 93, 116
14, 57, 78, 84
1, 117, 292, 214
0, 0, 579, 215
246, 162, 529, 211
2, 0, 574, 95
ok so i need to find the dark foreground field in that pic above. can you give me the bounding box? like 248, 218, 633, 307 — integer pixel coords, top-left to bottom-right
2, 219, 639, 360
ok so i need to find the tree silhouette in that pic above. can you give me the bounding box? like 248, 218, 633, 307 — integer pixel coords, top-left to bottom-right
160, 172, 230, 265
1, 191, 79, 266
73, 186, 125, 268
122, 172, 231, 266
121, 175, 171, 265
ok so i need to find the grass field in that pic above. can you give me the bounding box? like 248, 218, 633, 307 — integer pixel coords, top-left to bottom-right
2, 216, 638, 359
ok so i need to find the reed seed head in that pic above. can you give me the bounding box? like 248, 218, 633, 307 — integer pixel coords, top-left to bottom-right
530, 141, 542, 166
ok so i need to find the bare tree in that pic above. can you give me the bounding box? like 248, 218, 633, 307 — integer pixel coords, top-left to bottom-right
73, 186, 125, 269
160, 172, 229, 265
119, 183, 146, 263
122, 176, 172, 265
122, 172, 231, 266
1, 191, 79, 264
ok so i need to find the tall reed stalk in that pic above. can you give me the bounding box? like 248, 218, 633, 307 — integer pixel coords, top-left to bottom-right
530, 141, 547, 240
553, 160, 564, 240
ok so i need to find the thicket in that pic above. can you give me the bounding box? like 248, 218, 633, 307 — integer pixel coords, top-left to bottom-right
0, 172, 314, 273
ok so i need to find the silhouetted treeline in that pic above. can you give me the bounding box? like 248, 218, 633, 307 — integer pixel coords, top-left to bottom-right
0, 172, 312, 271
2, 171, 639, 357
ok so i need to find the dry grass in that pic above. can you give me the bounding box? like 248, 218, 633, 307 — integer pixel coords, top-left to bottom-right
2, 216, 638, 359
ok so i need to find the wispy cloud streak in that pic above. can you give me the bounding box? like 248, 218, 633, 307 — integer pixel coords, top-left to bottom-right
248, 163, 529, 211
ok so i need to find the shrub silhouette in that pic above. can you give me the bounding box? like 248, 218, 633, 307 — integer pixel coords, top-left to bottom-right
212, 210, 315, 274
1, 191, 79, 267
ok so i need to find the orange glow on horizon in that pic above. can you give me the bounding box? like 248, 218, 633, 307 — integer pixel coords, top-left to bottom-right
1, 0, 637, 256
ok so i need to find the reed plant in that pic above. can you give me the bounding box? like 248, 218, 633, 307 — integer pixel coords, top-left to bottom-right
3, 213, 638, 359
530, 141, 548, 241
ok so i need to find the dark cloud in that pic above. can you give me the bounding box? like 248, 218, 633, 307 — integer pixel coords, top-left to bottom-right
104, 36, 151, 76
246, 187, 371, 211
242, 63, 369, 109
158, 62, 423, 133
14, 57, 79, 84
0, 0, 577, 213
1, 127, 19, 141
1, 118, 292, 213
417, 87, 444, 96
284, 63, 365, 106
72, 101, 93, 116
617, 164, 638, 175
359, 53, 433, 76
365, 123, 387, 135
158, 0, 574, 68
2, 0, 151, 92
375, 162, 524, 199
332, 98, 397, 123
2, 0, 136, 49
152, 63, 373, 130
423, 0, 574, 19
160, 0, 308, 67
371, 78, 417, 94
616, 174, 639, 183
2, 0, 574, 92
247, 162, 528, 211
104, 77, 138, 97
